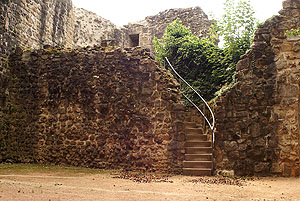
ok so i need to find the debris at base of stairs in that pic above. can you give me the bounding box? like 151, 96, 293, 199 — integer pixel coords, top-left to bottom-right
187, 176, 258, 186
112, 172, 174, 183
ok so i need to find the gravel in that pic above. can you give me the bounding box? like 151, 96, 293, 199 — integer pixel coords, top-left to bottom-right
112, 172, 174, 183
187, 176, 258, 186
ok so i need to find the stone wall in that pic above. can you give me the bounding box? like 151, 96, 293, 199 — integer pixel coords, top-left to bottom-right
72, 8, 121, 48
0, 1, 212, 59
0, 43, 186, 173
0, 0, 74, 79
122, 7, 213, 53
214, 0, 300, 177
72, 7, 213, 53
0, 0, 74, 53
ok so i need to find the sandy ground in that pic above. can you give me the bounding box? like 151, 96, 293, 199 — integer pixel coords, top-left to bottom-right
0, 164, 299, 201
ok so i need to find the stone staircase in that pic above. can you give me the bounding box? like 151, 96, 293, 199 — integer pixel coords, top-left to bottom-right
183, 121, 213, 176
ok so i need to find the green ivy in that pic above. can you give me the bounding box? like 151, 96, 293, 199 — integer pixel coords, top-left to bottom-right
153, 20, 235, 102
153, 0, 258, 103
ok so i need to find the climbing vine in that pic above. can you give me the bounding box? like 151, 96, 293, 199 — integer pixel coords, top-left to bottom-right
153, 20, 235, 102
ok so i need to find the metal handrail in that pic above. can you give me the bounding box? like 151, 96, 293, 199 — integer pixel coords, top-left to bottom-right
165, 57, 215, 144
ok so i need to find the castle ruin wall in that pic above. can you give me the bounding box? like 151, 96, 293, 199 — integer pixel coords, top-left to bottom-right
0, 44, 186, 173
214, 0, 300, 177
0, 0, 74, 55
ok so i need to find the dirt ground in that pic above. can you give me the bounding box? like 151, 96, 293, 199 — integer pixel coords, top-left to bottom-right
0, 164, 299, 201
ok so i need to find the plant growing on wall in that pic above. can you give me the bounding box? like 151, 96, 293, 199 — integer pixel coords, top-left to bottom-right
285, 28, 300, 37
153, 20, 235, 102
153, 0, 258, 103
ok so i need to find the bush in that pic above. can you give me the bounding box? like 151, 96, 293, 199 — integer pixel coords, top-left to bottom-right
154, 20, 235, 102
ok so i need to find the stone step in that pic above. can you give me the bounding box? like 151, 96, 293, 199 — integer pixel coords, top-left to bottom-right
183, 120, 213, 176
184, 122, 197, 128
183, 161, 213, 168
186, 128, 203, 135
184, 141, 211, 147
183, 168, 212, 176
184, 116, 192, 122
185, 134, 207, 141
185, 147, 212, 154
185, 154, 212, 161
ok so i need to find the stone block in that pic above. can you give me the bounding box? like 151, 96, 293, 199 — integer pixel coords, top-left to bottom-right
161, 91, 171, 100
141, 87, 153, 95
234, 159, 254, 176
239, 151, 247, 159
236, 58, 250, 71
250, 123, 261, 138
254, 138, 265, 147
238, 143, 248, 151
282, 163, 292, 176
292, 41, 300, 52
224, 141, 238, 152
254, 162, 270, 173
234, 111, 249, 118
228, 151, 239, 160
174, 121, 185, 133
279, 84, 298, 97
215, 170, 234, 177
281, 43, 294, 51
283, 0, 300, 9
249, 147, 265, 159
173, 103, 185, 111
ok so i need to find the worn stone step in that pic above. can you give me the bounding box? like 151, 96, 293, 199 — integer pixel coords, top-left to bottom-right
185, 154, 212, 161
185, 147, 212, 154
184, 116, 192, 122
183, 161, 213, 168
184, 122, 197, 128
183, 168, 212, 176
186, 128, 203, 135
185, 134, 207, 141
184, 141, 211, 147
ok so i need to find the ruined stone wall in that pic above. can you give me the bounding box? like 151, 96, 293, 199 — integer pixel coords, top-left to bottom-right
0, 44, 186, 173
0, 0, 74, 52
122, 7, 213, 53
1, 2, 212, 59
214, 0, 300, 177
0, 0, 76, 156
0, 0, 75, 82
72, 8, 121, 48
72, 7, 213, 54
272, 0, 300, 176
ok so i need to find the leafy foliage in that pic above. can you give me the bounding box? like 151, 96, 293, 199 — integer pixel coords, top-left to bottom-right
154, 20, 235, 101
153, 0, 258, 102
285, 28, 300, 37
210, 0, 258, 63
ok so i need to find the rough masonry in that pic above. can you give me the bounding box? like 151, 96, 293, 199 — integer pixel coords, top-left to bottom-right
0, 0, 212, 59
0, 43, 186, 173
72, 8, 120, 47
118, 7, 213, 53
0, 0, 211, 174
0, 0, 212, 81
1, 0, 300, 177
214, 0, 300, 177
0, 0, 74, 55
72, 6, 213, 53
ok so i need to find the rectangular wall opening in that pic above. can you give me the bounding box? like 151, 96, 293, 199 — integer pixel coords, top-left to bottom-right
129, 34, 139, 47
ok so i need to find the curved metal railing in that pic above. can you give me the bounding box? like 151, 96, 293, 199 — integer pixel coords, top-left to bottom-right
165, 57, 215, 144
